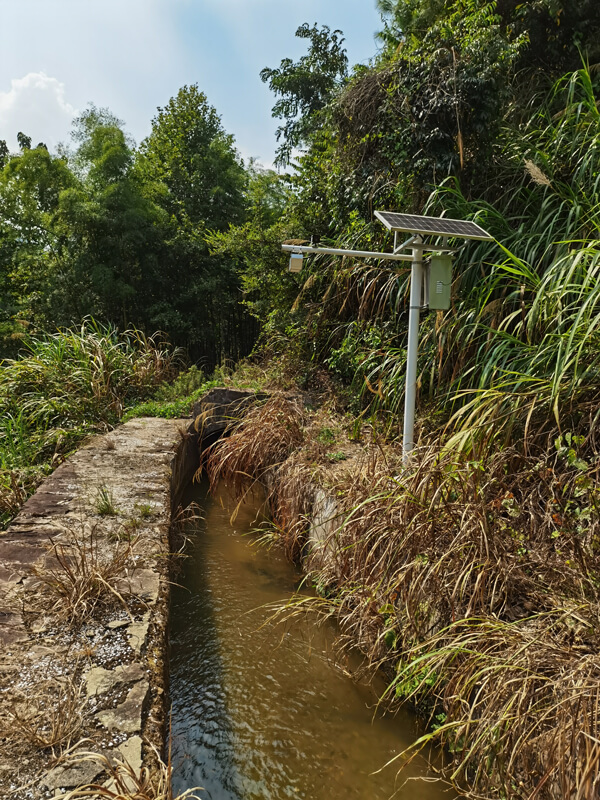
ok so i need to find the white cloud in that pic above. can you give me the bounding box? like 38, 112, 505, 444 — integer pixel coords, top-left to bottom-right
0, 73, 76, 153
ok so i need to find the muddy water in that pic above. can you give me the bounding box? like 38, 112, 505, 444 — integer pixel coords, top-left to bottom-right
170, 482, 451, 800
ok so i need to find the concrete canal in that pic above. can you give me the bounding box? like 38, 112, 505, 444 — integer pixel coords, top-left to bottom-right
169, 480, 451, 800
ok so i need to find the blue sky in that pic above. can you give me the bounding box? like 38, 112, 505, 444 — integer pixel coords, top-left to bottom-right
0, 0, 382, 168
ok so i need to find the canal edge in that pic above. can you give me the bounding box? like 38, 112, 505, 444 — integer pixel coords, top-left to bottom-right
0, 417, 194, 796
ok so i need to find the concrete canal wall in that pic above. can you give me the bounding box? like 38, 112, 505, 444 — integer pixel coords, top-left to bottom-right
0, 417, 194, 797
0, 388, 338, 796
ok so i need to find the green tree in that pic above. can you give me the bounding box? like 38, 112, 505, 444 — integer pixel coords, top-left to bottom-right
17, 132, 32, 151
0, 143, 76, 351
207, 163, 296, 326
138, 85, 245, 228
57, 108, 164, 329
136, 85, 251, 365
0, 141, 8, 169
261, 23, 348, 167
500, 0, 600, 72
376, 0, 446, 50
244, 159, 290, 229
278, 0, 525, 237
376, 0, 600, 71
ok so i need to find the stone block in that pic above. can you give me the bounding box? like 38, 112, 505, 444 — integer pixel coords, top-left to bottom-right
96, 679, 149, 733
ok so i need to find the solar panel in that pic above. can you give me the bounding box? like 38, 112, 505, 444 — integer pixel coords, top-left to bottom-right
375, 211, 492, 241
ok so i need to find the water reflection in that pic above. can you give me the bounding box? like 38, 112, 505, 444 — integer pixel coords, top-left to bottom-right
170, 481, 451, 800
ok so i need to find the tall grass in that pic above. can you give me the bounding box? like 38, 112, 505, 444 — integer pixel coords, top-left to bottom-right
307, 65, 600, 456
424, 65, 600, 449
205, 394, 305, 492
0, 319, 180, 526
0, 319, 178, 428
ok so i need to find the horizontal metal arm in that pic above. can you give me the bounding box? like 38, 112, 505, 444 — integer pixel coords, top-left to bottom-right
282, 244, 413, 262
282, 243, 458, 262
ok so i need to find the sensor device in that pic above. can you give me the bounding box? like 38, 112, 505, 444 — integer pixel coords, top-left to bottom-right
428, 254, 452, 310
289, 253, 303, 273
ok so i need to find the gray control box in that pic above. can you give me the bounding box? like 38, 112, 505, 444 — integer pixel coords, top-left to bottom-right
428, 254, 452, 310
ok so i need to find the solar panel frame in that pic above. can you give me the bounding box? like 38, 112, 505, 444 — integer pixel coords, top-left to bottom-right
375, 210, 493, 241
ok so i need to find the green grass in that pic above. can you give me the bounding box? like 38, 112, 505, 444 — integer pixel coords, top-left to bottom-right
122, 366, 218, 421
94, 485, 118, 516
326, 451, 347, 462
135, 503, 154, 519
0, 319, 183, 527
316, 426, 336, 444
121, 380, 219, 420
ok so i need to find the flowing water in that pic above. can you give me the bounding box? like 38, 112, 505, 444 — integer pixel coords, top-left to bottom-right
170, 481, 452, 800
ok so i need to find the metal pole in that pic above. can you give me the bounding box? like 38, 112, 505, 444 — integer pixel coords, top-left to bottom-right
402, 244, 423, 464
282, 244, 412, 262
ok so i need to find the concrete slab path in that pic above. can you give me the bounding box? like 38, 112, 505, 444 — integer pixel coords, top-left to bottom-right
0, 417, 190, 798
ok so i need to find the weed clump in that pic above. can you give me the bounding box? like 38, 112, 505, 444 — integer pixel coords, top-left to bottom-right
32, 525, 138, 624
55, 747, 202, 800
3, 677, 85, 757
206, 393, 305, 496
94, 485, 119, 516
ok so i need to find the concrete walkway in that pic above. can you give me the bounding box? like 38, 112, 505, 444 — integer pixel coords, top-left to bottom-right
0, 417, 190, 797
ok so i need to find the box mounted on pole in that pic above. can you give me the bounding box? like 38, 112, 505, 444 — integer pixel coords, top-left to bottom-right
288, 252, 303, 273
428, 254, 453, 310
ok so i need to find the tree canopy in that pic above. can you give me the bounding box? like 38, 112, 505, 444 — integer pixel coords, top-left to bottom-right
0, 90, 255, 366
260, 23, 348, 166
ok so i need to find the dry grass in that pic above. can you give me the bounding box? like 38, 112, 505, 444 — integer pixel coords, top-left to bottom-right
170, 501, 203, 563
384, 615, 600, 799
207, 390, 600, 798
300, 440, 600, 798
0, 469, 28, 514
2, 676, 85, 759
268, 455, 317, 562
206, 397, 356, 562
206, 393, 305, 499
54, 747, 202, 800
32, 524, 138, 624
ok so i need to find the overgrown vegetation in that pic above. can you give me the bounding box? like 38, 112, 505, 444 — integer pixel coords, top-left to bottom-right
0, 91, 259, 367
318, 443, 600, 798
4, 0, 600, 796
206, 392, 600, 798
0, 320, 213, 527
162, 42, 600, 794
